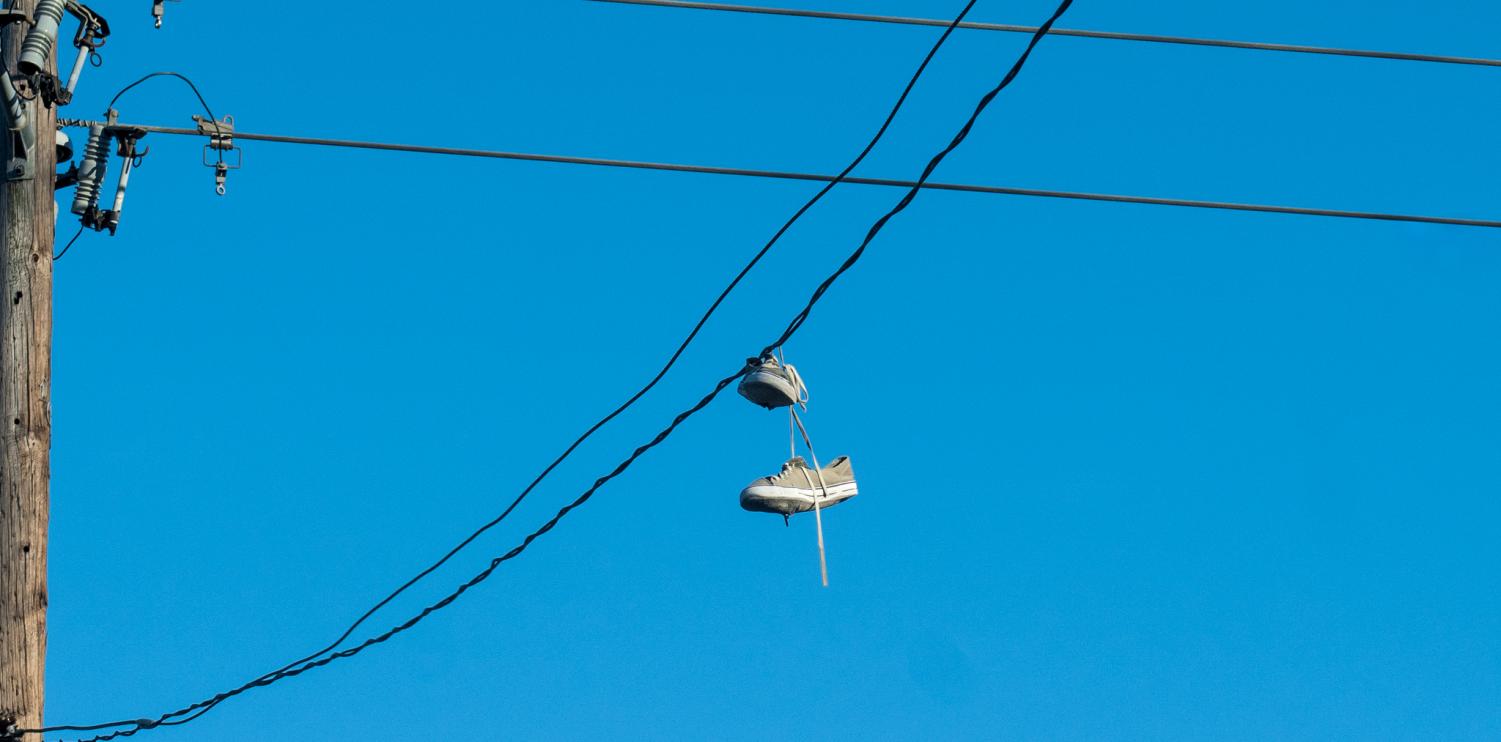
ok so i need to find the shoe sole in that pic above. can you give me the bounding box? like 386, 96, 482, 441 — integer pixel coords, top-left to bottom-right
738, 371, 799, 409
740, 481, 859, 515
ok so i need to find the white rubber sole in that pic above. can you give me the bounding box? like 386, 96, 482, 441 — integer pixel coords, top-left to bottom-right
740, 481, 859, 515
738, 371, 799, 409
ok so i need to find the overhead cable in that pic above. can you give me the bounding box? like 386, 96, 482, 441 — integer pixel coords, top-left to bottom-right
52, 227, 84, 260
588, 0, 1501, 69
144, 0, 976, 725
52, 119, 1501, 229
38, 0, 1077, 737
30, 1, 996, 739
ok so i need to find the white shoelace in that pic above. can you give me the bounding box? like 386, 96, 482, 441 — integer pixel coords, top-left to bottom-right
782, 362, 810, 410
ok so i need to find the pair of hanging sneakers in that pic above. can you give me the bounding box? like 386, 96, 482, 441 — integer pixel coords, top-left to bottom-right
736, 356, 859, 518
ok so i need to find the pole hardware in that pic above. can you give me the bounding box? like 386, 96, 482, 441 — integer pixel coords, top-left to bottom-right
55, 1, 109, 105
54, 125, 70, 160
195, 113, 236, 195
0, 73, 34, 181
0, 7, 30, 28
87, 124, 145, 234
17, 1, 109, 107
69, 110, 157, 234
205, 149, 236, 194
17, 0, 63, 77
68, 119, 107, 212
195, 112, 231, 148
150, 0, 179, 29
53, 125, 75, 188
0, 8, 33, 181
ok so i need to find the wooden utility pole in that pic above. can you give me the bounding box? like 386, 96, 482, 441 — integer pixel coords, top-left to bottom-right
0, 0, 54, 734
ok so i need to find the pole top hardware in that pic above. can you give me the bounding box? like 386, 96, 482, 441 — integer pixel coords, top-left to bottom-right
195, 114, 237, 195
151, 0, 181, 29
113, 125, 147, 153
65, 1, 110, 44
194, 113, 232, 148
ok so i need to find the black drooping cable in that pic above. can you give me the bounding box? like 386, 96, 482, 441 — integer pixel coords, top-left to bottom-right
69, 1, 1073, 733
29, 3, 987, 739
234, 0, 984, 690
45, 0, 1075, 735
43, 0, 1078, 732
105, 72, 217, 120
52, 227, 84, 261
42, 0, 1074, 735
103, 71, 224, 163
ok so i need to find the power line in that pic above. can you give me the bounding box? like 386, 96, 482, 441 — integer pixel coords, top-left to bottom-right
51, 118, 1501, 229
152, 0, 979, 723
52, 227, 83, 261
588, 0, 1501, 69
32, 2, 1001, 739
17, 1, 1496, 738
104, 72, 219, 126
36, 0, 1082, 737
103, 71, 226, 155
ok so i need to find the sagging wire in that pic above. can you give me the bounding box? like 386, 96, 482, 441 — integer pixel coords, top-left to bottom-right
52, 225, 83, 260
26, 0, 1076, 738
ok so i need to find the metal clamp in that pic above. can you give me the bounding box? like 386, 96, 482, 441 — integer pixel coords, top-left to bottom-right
151, 0, 181, 29
194, 113, 233, 148
2, 74, 35, 182
195, 114, 238, 195
0, 8, 32, 26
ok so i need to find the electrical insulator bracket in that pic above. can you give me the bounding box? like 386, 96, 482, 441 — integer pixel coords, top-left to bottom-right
195, 114, 239, 195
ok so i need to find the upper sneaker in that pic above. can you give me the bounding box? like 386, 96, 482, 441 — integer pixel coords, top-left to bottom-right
737, 355, 808, 410
740, 455, 858, 516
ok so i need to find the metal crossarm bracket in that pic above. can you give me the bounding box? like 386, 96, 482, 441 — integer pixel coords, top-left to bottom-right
3, 98, 35, 182
195, 114, 238, 194
195, 113, 233, 148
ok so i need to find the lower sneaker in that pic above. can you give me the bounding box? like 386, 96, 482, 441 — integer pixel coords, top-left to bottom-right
737, 355, 807, 410
740, 455, 858, 516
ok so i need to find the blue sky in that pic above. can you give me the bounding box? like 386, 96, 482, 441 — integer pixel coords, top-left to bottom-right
43, 1, 1500, 740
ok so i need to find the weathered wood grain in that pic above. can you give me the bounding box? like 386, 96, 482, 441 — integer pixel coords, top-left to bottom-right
0, 0, 54, 731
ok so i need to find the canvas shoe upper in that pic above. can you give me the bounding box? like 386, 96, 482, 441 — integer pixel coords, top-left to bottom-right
737, 355, 808, 410
740, 455, 858, 516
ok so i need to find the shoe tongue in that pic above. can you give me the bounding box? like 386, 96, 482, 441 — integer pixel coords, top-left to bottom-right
783, 456, 809, 470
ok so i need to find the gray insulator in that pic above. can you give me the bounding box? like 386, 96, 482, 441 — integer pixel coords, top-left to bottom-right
18, 0, 66, 76
0, 72, 25, 132
70, 124, 109, 216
